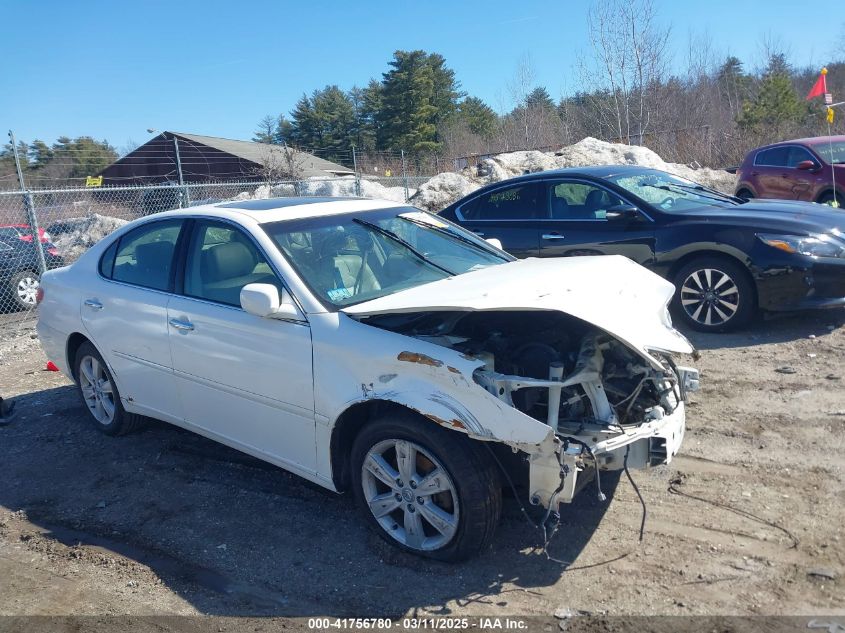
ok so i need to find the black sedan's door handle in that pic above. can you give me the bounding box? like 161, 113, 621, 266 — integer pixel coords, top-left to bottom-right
541, 232, 566, 240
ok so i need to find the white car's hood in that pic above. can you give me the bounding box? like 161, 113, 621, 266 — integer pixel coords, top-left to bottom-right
343, 255, 694, 362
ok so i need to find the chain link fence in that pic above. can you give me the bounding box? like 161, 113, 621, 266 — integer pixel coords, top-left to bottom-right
0, 175, 431, 327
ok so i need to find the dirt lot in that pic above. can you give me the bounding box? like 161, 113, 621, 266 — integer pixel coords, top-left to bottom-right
1, 311, 844, 620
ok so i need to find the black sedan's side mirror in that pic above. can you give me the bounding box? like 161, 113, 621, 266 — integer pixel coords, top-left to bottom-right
605, 204, 641, 221
796, 160, 820, 172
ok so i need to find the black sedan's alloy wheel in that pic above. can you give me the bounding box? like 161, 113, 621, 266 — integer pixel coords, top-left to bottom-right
673, 258, 754, 332
680, 268, 739, 326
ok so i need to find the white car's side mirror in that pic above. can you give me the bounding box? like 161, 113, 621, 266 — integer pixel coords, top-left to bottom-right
485, 237, 504, 250
240, 283, 302, 320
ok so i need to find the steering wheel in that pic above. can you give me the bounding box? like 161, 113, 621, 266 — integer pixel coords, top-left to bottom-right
659, 196, 676, 209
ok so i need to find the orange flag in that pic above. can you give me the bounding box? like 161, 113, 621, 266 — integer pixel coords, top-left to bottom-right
806, 68, 828, 100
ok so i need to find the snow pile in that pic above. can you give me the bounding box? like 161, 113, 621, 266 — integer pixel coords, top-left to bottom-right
410, 137, 736, 211
410, 173, 481, 212
52, 214, 128, 262
220, 176, 410, 203
480, 137, 736, 193
297, 176, 414, 203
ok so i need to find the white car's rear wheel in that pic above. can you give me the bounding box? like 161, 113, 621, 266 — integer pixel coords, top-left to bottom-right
79, 353, 116, 426
351, 410, 501, 561
74, 341, 145, 436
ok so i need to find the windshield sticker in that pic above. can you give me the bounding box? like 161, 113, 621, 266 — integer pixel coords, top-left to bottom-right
327, 287, 354, 302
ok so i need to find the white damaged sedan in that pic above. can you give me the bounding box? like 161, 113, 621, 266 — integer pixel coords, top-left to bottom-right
37, 197, 699, 561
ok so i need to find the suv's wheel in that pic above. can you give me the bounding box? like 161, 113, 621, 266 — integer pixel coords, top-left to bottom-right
74, 341, 145, 436
736, 188, 754, 200
9, 270, 40, 310
351, 411, 501, 561
672, 257, 755, 332
817, 192, 840, 207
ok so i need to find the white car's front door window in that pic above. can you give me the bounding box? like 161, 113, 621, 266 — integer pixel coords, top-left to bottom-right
166, 220, 317, 474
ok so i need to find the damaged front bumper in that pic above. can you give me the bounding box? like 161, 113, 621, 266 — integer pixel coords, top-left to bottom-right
527, 399, 688, 510
473, 333, 700, 512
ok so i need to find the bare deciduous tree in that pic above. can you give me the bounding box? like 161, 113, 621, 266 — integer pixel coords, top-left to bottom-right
582, 0, 670, 145
254, 144, 308, 192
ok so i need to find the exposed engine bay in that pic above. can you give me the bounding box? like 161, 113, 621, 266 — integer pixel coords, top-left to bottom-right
361, 309, 697, 439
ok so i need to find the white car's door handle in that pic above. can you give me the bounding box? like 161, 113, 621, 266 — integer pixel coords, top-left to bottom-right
168, 318, 194, 332
84, 299, 103, 310
541, 233, 566, 240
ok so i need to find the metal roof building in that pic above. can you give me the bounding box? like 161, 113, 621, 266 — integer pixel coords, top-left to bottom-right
98, 131, 353, 184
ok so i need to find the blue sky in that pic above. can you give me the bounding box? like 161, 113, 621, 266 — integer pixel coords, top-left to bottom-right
1, 0, 839, 151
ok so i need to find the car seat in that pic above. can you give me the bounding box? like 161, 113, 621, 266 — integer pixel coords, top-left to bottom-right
199, 241, 275, 306
550, 196, 570, 219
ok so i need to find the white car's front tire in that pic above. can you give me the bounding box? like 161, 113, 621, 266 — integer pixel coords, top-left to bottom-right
351, 410, 501, 561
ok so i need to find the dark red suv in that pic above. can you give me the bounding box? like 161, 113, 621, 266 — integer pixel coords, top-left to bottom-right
735, 136, 844, 206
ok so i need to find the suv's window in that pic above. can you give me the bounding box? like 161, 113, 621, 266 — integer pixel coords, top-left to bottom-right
460, 182, 544, 220
546, 181, 624, 220
111, 220, 182, 291
754, 147, 789, 167
785, 146, 815, 167
184, 221, 282, 307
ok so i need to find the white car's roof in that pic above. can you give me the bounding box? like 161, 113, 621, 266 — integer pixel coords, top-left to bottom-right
185, 197, 406, 224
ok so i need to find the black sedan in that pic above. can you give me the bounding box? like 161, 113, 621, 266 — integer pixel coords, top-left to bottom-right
440, 165, 845, 332
0, 237, 64, 311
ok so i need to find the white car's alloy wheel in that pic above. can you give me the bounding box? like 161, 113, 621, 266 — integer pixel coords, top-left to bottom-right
78, 354, 116, 426
361, 438, 459, 552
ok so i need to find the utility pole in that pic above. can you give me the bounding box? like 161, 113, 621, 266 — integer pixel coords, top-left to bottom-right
401, 149, 409, 203
173, 135, 189, 208
352, 145, 361, 197
8, 130, 47, 275
352, 145, 361, 198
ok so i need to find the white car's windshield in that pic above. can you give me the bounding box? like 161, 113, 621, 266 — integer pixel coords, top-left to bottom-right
607, 170, 737, 212
264, 207, 509, 308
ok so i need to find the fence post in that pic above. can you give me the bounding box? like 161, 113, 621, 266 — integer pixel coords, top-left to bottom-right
173, 136, 189, 208
8, 130, 47, 275
352, 145, 361, 197
401, 149, 409, 202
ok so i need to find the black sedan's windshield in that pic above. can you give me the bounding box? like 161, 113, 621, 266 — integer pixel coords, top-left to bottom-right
264, 208, 509, 308
607, 170, 738, 212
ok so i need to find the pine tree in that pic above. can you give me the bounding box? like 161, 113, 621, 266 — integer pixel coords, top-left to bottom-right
524, 87, 556, 112
456, 97, 497, 138
737, 55, 806, 132
253, 116, 278, 144
376, 50, 461, 153
289, 94, 318, 148
51, 137, 117, 178
348, 85, 377, 152
717, 56, 751, 116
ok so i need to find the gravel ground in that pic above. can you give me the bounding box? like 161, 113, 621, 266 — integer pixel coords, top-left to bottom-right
1, 311, 843, 620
